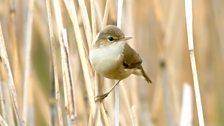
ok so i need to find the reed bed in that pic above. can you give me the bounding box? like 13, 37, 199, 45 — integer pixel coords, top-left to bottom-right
0, 0, 223, 125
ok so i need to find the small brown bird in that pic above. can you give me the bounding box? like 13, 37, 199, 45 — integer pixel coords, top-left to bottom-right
90, 25, 152, 102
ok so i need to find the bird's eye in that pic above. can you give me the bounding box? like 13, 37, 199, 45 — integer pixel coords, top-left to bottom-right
107, 36, 114, 42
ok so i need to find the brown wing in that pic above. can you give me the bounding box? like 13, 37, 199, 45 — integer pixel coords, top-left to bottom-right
122, 43, 152, 83
122, 43, 142, 69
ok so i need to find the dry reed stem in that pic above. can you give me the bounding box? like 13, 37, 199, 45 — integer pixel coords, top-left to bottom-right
73, 69, 88, 125
94, 0, 103, 29
91, 0, 97, 38
7, 0, 22, 102
184, 0, 205, 125
100, 104, 110, 126
62, 29, 77, 120
103, 79, 114, 122
115, 0, 124, 125
109, 1, 116, 23
0, 79, 5, 109
180, 83, 193, 126
22, 0, 34, 124
45, 0, 64, 125
63, 0, 96, 119
93, 1, 114, 125
117, 0, 123, 28
102, 0, 111, 27
124, 0, 140, 124
94, 103, 101, 126
77, 0, 92, 47
0, 24, 24, 126
93, 74, 101, 125
121, 85, 135, 125
64, 1, 111, 124
53, 0, 76, 121
0, 114, 8, 126
90, 5, 98, 108
90, 1, 100, 124
26, 81, 34, 126
131, 106, 138, 126
0, 82, 15, 126
0, 81, 7, 124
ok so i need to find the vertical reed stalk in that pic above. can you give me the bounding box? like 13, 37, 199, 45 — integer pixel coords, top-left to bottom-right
77, 0, 92, 47
5, 84, 16, 126
8, 0, 22, 102
184, 0, 205, 125
91, 0, 97, 38
180, 83, 193, 126
0, 80, 6, 122
45, 0, 64, 125
102, 0, 111, 27
53, 0, 76, 123
22, 0, 34, 124
63, 0, 96, 120
115, 0, 124, 125
0, 24, 24, 125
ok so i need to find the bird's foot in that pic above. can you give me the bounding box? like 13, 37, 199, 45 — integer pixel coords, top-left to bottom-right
95, 92, 109, 102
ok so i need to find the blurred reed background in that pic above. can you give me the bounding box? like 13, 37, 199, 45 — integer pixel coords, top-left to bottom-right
0, 0, 223, 125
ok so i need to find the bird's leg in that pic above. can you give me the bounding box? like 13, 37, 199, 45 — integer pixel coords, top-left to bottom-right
95, 80, 121, 102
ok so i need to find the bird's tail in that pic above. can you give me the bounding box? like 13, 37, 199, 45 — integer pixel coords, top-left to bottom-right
141, 68, 152, 83
134, 66, 152, 84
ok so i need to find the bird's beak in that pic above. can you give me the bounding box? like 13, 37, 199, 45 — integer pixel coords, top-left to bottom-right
122, 36, 132, 41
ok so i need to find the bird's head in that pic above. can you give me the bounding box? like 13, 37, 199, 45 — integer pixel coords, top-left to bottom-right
93, 25, 132, 48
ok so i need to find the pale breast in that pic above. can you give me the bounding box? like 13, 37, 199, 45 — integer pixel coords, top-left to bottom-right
89, 42, 131, 80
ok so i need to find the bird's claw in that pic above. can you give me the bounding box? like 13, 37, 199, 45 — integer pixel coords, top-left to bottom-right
94, 93, 109, 102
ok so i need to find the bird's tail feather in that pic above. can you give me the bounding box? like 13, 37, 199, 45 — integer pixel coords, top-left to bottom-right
133, 66, 152, 84
141, 68, 152, 83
